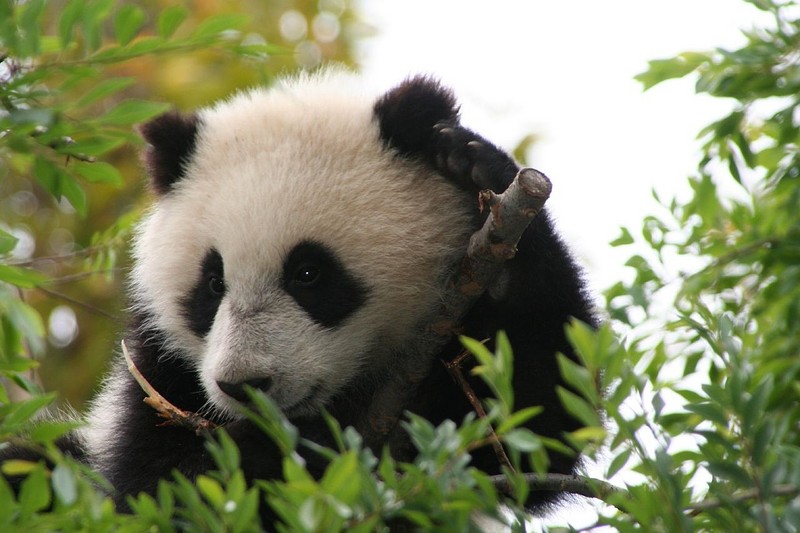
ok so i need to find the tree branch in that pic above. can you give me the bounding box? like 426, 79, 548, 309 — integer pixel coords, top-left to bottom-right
686, 483, 798, 516
121, 340, 217, 435
490, 472, 625, 503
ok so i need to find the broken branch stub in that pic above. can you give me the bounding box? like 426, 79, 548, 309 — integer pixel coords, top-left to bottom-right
449, 167, 552, 317
361, 167, 552, 450
122, 340, 217, 435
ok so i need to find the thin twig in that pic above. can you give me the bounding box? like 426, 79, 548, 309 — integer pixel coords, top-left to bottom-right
10, 244, 117, 267
36, 286, 120, 321
686, 483, 798, 516
490, 472, 625, 504
121, 340, 217, 435
444, 343, 515, 474
45, 268, 124, 285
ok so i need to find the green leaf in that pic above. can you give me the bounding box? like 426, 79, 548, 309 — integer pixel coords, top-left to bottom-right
1, 394, 56, 429
64, 136, 126, 157
75, 77, 136, 108
0, 264, 48, 288
35, 155, 90, 200
635, 52, 709, 90
196, 475, 225, 509
706, 460, 752, 486
58, 0, 85, 49
610, 227, 635, 247
556, 353, 598, 406
192, 13, 249, 39
503, 428, 542, 453
459, 336, 493, 367
0, 476, 15, 522
19, 464, 51, 515
685, 402, 728, 426
30, 420, 82, 444
158, 5, 188, 38
82, 0, 115, 52
606, 447, 633, 479
17, 0, 46, 56
496, 405, 543, 434
60, 171, 88, 216
0, 460, 38, 477
113, 4, 146, 46
72, 161, 124, 186
0, 229, 19, 255
1, 297, 47, 355
556, 386, 601, 427
51, 464, 78, 506
98, 100, 170, 126
320, 451, 360, 504
377, 448, 398, 488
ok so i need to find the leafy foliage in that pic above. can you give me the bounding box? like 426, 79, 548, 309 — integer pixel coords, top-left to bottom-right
2, 0, 800, 530
596, 0, 800, 529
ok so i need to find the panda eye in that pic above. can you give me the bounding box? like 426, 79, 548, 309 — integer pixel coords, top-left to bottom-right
208, 275, 225, 296
293, 263, 320, 288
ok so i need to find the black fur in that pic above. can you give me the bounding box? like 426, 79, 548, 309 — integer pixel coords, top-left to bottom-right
282, 241, 371, 329
96, 318, 292, 518
139, 111, 200, 195
181, 248, 225, 336
374, 75, 459, 158
376, 76, 597, 503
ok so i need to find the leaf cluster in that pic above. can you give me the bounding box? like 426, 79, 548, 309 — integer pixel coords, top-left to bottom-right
597, 0, 800, 529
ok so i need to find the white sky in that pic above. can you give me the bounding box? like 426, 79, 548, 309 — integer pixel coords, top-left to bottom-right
357, 0, 768, 294
355, 2, 768, 527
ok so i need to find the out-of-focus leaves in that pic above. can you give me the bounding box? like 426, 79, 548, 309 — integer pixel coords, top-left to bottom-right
605, 2, 800, 530
157, 6, 188, 39
113, 4, 146, 46
97, 100, 170, 127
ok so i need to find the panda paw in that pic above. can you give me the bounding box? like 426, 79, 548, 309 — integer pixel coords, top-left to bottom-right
431, 122, 519, 192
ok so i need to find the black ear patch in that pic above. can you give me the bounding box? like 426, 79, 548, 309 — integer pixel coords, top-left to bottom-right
139, 111, 200, 196
374, 75, 460, 158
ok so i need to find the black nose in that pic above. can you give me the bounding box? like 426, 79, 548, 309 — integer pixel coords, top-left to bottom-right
216, 377, 273, 402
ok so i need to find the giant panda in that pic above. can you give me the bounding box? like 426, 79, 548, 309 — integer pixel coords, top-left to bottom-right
6, 70, 596, 523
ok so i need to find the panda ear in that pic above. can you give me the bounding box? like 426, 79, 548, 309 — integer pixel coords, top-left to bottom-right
139, 111, 200, 196
374, 75, 460, 158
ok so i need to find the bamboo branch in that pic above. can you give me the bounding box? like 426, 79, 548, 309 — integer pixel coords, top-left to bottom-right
121, 340, 217, 435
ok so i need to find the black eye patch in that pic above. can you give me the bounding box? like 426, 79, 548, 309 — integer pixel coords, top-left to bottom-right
182, 248, 225, 336
282, 241, 370, 328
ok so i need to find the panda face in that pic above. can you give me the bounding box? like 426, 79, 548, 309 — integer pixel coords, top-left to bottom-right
131, 73, 474, 419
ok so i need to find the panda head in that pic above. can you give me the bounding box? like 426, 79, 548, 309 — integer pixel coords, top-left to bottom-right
132, 71, 475, 419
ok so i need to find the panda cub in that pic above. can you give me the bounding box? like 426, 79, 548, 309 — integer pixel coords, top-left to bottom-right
15, 71, 596, 518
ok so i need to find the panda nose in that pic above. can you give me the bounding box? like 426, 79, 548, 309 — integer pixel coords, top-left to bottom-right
216, 377, 273, 402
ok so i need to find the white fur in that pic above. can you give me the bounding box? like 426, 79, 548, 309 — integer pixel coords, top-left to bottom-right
125, 71, 474, 418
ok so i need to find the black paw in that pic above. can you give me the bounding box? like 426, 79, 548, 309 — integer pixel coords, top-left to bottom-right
431, 121, 519, 192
